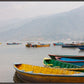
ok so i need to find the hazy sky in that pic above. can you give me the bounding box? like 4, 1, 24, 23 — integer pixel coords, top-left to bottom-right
0, 2, 84, 21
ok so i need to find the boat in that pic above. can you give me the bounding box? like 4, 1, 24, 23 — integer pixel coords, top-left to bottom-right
79, 47, 84, 50
14, 63, 84, 83
26, 43, 50, 48
43, 58, 84, 72
62, 43, 84, 48
36, 44, 50, 47
48, 54, 84, 60
7, 42, 21, 45
53, 42, 64, 46
26, 43, 37, 47
62, 44, 78, 48
55, 56, 84, 66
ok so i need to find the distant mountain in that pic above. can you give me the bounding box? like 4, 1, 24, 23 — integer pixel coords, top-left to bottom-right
0, 6, 84, 41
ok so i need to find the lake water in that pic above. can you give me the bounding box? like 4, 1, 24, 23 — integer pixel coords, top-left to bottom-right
0, 41, 84, 82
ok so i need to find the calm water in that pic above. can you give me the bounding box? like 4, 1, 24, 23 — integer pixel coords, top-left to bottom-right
0, 41, 84, 82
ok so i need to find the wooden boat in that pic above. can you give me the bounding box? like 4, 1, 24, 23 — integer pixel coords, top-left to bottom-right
62, 44, 78, 48
36, 44, 50, 47
26, 43, 37, 47
48, 54, 84, 60
55, 56, 84, 66
7, 42, 21, 45
53, 42, 64, 46
62, 43, 84, 48
79, 47, 84, 50
43, 58, 84, 72
14, 63, 84, 83
26, 43, 50, 48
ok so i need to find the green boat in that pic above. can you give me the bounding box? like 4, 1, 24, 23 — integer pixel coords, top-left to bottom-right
43, 58, 84, 72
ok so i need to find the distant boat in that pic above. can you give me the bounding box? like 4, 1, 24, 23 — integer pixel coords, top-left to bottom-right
53, 42, 64, 46
48, 54, 84, 60
26, 43, 50, 48
62, 43, 84, 48
43, 58, 84, 72
7, 42, 21, 45
36, 44, 50, 47
79, 47, 84, 50
14, 63, 83, 83
26, 43, 37, 47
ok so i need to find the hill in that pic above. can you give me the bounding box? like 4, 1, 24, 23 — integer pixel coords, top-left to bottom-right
0, 6, 84, 41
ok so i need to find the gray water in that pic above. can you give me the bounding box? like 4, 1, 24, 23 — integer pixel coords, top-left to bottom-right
0, 42, 84, 82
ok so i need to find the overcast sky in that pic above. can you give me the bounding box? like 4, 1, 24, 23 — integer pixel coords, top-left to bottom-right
0, 2, 84, 21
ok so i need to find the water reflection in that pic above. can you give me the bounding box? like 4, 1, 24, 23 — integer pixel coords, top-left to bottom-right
13, 72, 32, 83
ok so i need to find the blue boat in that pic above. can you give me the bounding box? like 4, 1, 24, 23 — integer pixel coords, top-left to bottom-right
62, 44, 84, 48
79, 47, 84, 50
55, 56, 84, 66
53, 42, 64, 46
62, 44, 77, 48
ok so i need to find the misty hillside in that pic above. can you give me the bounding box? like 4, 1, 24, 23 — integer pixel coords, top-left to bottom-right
0, 6, 84, 41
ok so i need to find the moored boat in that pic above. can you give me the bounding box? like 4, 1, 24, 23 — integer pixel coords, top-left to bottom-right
26, 43, 50, 48
7, 42, 21, 45
36, 44, 50, 47
26, 43, 37, 47
14, 63, 84, 83
62, 43, 84, 48
48, 54, 84, 60
62, 44, 78, 48
43, 58, 84, 72
53, 42, 64, 46
79, 47, 84, 50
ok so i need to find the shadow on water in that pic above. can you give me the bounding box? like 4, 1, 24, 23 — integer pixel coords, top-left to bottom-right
13, 72, 32, 83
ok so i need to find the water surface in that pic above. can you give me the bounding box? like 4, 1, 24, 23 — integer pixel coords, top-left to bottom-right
0, 42, 84, 82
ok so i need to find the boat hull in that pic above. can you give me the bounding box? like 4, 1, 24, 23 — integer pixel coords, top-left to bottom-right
62, 44, 84, 48
79, 47, 84, 50
7, 43, 21, 45
16, 71, 84, 83
48, 54, 84, 60
53, 42, 64, 46
36, 44, 50, 47
14, 63, 83, 83
26, 44, 50, 47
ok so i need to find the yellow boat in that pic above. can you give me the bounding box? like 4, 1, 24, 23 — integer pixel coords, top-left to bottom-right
36, 44, 50, 47
14, 63, 84, 83
26, 43, 50, 48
